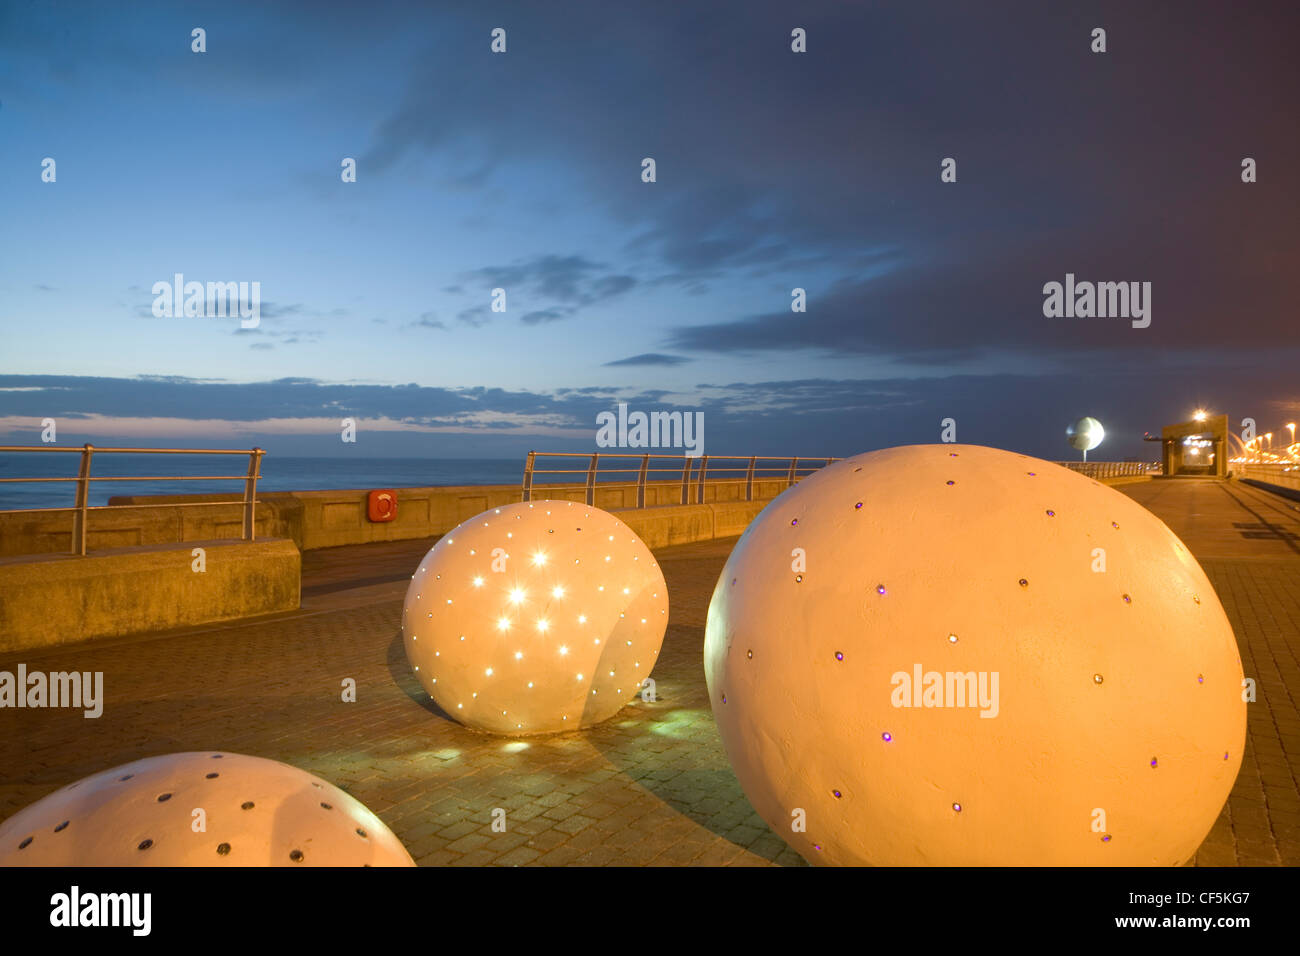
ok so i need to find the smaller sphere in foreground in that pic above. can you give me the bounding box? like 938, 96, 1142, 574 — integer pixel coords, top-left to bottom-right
0, 752, 414, 866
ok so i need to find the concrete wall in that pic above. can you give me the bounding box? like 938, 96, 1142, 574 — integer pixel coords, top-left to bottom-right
0, 477, 801, 557
1237, 463, 1300, 500
0, 498, 297, 558
1095, 475, 1156, 488
0, 539, 300, 654
618, 499, 770, 549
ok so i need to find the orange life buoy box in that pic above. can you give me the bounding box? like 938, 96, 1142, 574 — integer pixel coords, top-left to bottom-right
367, 489, 397, 522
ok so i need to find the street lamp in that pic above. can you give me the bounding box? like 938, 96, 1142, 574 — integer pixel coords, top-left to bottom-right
1192, 409, 1208, 423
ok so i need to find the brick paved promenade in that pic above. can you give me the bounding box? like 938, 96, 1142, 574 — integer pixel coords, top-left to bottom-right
1121, 479, 1300, 866
1, 477, 1297, 866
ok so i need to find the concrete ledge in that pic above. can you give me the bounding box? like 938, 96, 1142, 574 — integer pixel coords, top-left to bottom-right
1096, 475, 1156, 487
617, 499, 771, 549
1241, 478, 1300, 503
0, 539, 300, 654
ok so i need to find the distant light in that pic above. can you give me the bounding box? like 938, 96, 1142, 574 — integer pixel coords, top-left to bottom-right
1193, 409, 1208, 422
536, 619, 550, 633
531, 551, 547, 567
472, 576, 484, 588
496, 617, 511, 631
552, 585, 565, 598
509, 588, 526, 604
558, 645, 568, 656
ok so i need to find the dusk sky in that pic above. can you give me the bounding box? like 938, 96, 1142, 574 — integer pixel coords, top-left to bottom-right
1, 0, 1297, 461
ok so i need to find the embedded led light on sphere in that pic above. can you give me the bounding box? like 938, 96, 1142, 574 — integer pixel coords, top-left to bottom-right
0, 752, 414, 866
704, 444, 1246, 866
403, 500, 668, 735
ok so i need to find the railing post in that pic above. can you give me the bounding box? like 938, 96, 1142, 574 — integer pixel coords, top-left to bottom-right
745, 456, 757, 501
680, 456, 691, 505
787, 456, 799, 488
71, 443, 94, 556
637, 454, 649, 508
696, 455, 710, 504
243, 447, 263, 541
522, 451, 536, 502
586, 453, 599, 506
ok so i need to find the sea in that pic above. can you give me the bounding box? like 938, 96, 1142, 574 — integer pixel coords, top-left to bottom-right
0, 454, 554, 511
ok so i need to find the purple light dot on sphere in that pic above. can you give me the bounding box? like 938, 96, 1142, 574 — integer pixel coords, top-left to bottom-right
1102, 835, 1111, 842
791, 518, 798, 526
1150, 758, 1158, 768
952, 803, 962, 812
882, 732, 892, 742
855, 501, 863, 510
835, 651, 843, 661
876, 584, 887, 595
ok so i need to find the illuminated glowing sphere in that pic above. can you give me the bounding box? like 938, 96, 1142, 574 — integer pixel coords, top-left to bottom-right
704, 444, 1245, 865
0, 751, 414, 866
403, 500, 668, 735
1067, 416, 1105, 453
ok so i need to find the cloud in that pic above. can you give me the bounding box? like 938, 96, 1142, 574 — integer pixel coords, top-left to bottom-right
604, 353, 691, 367
457, 306, 490, 327
3, 366, 1295, 463
257, 301, 303, 319
464, 255, 638, 318
355, 1, 1299, 364
414, 311, 446, 330
521, 308, 568, 325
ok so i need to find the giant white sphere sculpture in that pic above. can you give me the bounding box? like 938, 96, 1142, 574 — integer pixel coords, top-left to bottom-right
1067, 416, 1105, 454
704, 444, 1245, 866
403, 500, 668, 735
0, 752, 415, 866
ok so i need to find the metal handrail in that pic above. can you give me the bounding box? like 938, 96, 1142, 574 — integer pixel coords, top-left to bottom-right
0, 444, 264, 555
521, 451, 840, 506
